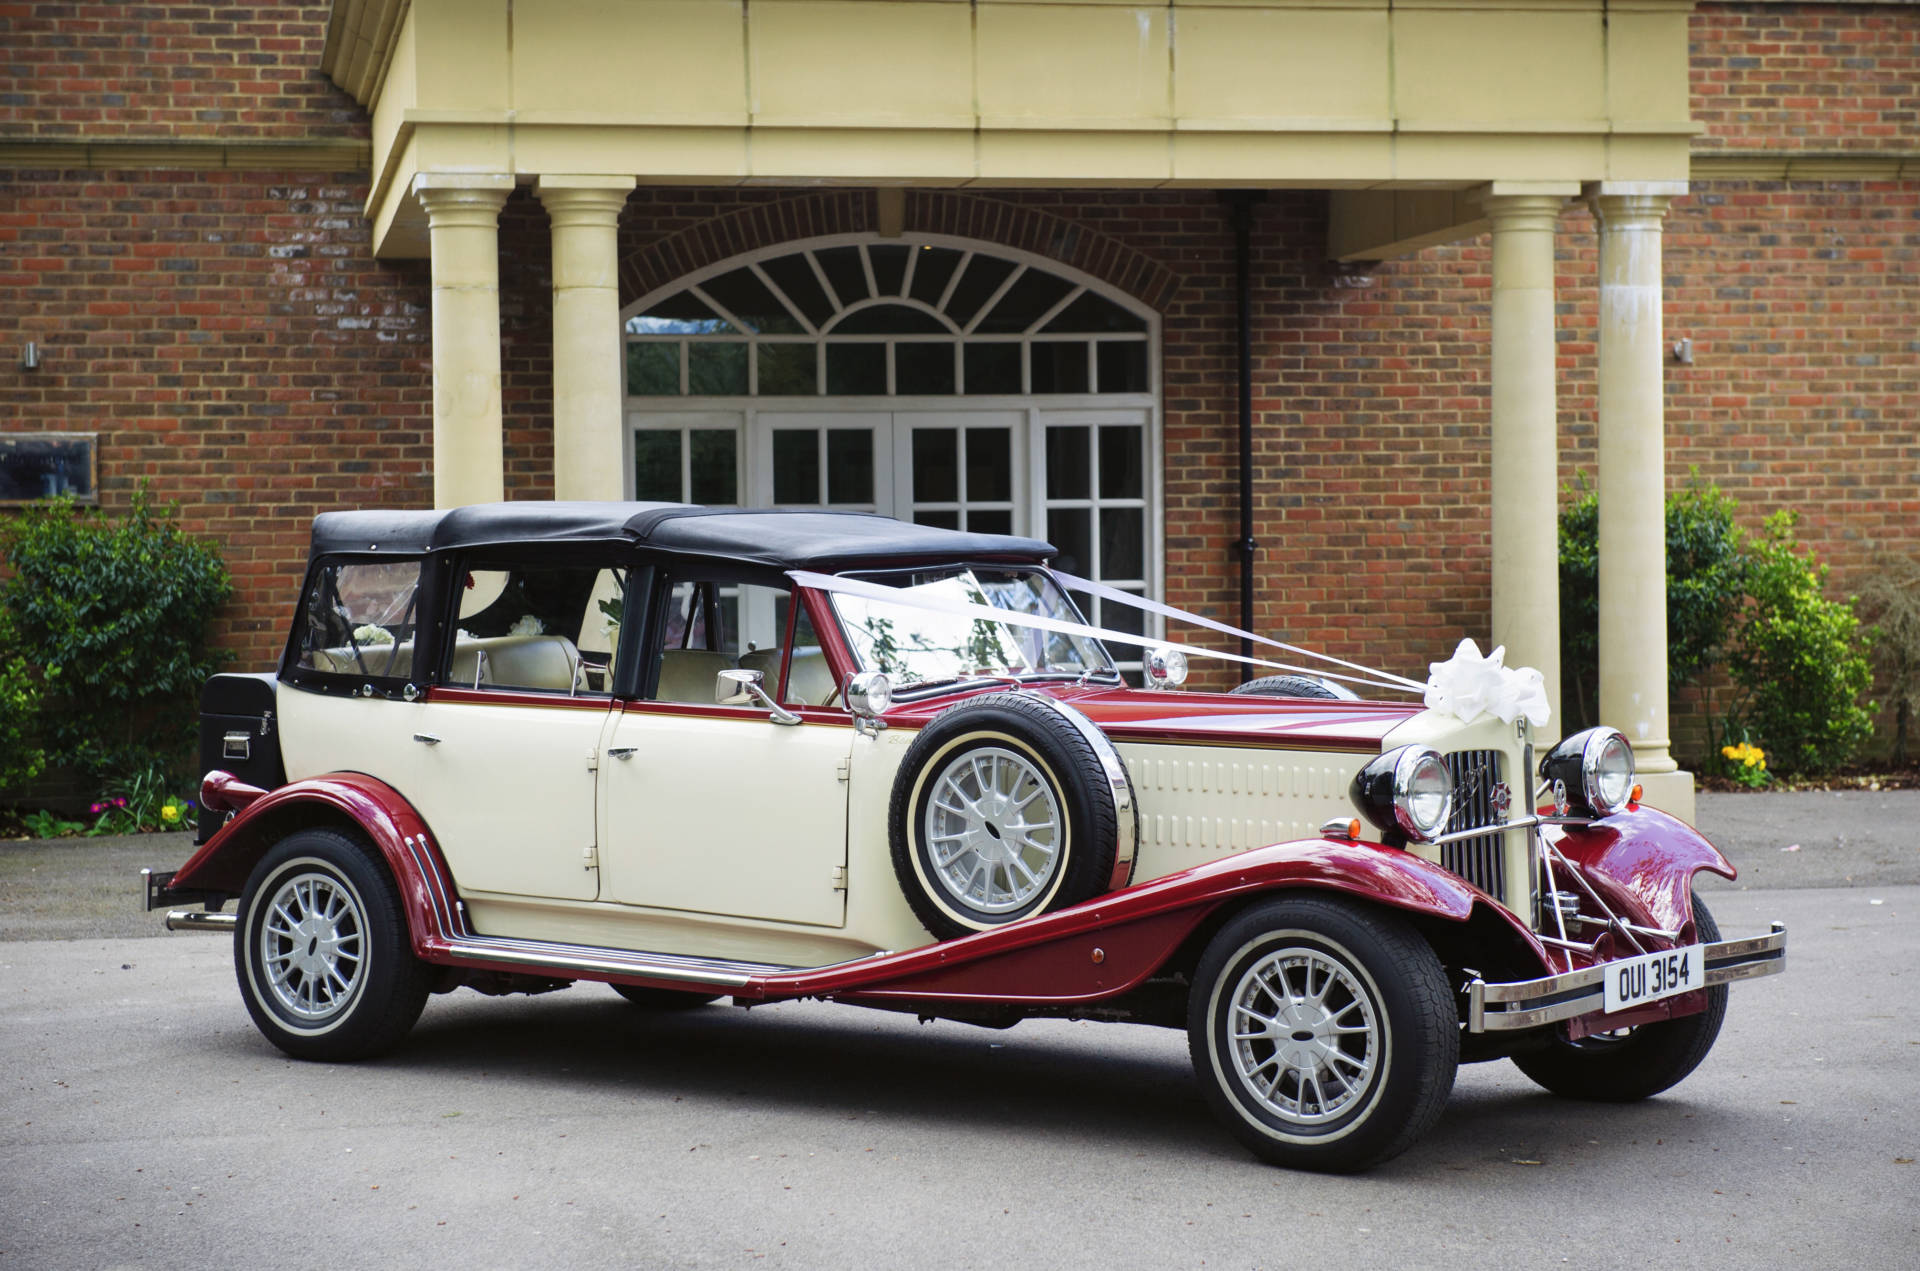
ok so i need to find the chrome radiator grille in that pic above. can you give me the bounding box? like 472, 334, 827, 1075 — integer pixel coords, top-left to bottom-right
1442, 750, 1506, 901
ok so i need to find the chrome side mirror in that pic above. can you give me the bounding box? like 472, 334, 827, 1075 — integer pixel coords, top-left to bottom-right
716, 667, 801, 726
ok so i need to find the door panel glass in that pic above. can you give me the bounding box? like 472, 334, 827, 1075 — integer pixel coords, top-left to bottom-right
699, 268, 805, 335
826, 429, 874, 505
815, 246, 869, 306
632, 431, 682, 502
772, 429, 820, 503
913, 430, 958, 502
689, 430, 738, 505
970, 508, 1013, 536
1049, 507, 1092, 576
1100, 507, 1144, 581
907, 247, 963, 306
757, 255, 835, 329
1099, 424, 1144, 499
967, 428, 1012, 502
944, 256, 1017, 328
1046, 426, 1090, 499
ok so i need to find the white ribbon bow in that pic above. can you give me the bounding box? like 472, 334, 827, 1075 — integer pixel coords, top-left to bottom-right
1423, 638, 1551, 728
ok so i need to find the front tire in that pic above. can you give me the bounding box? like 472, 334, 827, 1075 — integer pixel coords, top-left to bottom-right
1511, 894, 1728, 1101
235, 828, 432, 1061
1188, 896, 1457, 1173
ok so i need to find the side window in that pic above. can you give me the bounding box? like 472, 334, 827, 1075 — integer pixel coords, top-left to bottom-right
648, 578, 829, 706
295, 558, 424, 681
447, 559, 631, 696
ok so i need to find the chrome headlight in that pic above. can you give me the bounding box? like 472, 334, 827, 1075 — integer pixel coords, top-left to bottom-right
1539, 726, 1637, 817
1143, 645, 1188, 689
1349, 745, 1454, 844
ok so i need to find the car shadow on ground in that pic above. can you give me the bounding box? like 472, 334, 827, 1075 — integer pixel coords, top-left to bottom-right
301, 983, 1751, 1175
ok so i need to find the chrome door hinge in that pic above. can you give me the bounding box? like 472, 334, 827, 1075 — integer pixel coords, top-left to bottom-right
835, 756, 850, 783
583, 844, 598, 872
586, 748, 598, 773
830, 865, 847, 892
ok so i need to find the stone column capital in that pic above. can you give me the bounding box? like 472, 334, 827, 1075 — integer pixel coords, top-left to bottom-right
535, 176, 636, 230
1475, 191, 1570, 234
413, 174, 513, 229
1584, 186, 1681, 232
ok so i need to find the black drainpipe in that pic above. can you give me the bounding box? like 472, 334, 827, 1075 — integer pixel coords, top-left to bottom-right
1228, 192, 1258, 679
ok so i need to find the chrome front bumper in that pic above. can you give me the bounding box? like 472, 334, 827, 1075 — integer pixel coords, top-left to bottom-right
1466, 922, 1787, 1033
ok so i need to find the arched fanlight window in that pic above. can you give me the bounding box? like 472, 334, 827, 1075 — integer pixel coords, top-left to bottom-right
624, 242, 1151, 398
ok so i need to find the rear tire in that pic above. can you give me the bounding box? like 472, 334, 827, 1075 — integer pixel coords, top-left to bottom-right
1511, 894, 1728, 1101
234, 828, 432, 1061
1188, 896, 1457, 1172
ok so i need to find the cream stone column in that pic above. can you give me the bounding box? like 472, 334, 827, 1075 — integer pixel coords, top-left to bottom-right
536, 176, 636, 502
1478, 186, 1575, 743
1586, 181, 1692, 823
413, 173, 514, 509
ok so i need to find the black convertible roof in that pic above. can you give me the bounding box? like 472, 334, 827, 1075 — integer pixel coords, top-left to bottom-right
309, 502, 1057, 570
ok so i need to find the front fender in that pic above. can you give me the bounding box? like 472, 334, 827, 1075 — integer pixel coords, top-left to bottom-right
1546, 804, 1737, 939
760, 837, 1488, 1007
170, 771, 463, 961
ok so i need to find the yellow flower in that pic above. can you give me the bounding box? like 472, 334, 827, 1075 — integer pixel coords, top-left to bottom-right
161, 803, 181, 824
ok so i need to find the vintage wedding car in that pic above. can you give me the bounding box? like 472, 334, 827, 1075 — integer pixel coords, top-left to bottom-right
146, 502, 1786, 1171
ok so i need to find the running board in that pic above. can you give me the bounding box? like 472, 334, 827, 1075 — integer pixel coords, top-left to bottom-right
439, 931, 812, 989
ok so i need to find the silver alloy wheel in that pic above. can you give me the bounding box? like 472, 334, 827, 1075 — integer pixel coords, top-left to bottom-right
1227, 947, 1381, 1126
923, 745, 1063, 914
260, 870, 367, 1022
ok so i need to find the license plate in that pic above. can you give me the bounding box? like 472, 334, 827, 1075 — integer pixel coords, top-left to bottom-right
1601, 944, 1704, 1014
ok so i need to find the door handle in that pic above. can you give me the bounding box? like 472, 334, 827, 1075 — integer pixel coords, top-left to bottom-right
413, 733, 443, 746
607, 746, 638, 761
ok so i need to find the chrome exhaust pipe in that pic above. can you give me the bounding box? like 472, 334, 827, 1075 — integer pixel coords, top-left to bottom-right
166, 910, 236, 933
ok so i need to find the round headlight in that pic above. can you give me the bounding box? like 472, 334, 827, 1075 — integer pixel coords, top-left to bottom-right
1349, 745, 1455, 844
846, 670, 892, 718
1539, 726, 1637, 817
1144, 645, 1189, 689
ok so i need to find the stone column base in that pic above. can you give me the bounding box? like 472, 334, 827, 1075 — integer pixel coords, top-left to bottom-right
1635, 769, 1696, 827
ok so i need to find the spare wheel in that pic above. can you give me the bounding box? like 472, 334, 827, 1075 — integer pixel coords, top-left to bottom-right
888, 691, 1136, 941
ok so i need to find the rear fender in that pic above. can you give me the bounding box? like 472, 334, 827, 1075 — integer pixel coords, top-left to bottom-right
1546, 804, 1736, 940
766, 837, 1489, 1008
170, 771, 462, 962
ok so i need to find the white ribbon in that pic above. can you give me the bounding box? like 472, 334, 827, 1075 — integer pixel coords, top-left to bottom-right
1423, 638, 1552, 727
1048, 569, 1426, 694
787, 569, 1421, 693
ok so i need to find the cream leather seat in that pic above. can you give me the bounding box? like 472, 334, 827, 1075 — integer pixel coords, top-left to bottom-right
736, 647, 836, 706
654, 648, 735, 702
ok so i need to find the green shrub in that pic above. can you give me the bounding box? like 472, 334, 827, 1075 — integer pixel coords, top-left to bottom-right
0, 637, 46, 790
1558, 476, 1748, 732
0, 488, 232, 784
1725, 511, 1877, 774
1856, 553, 1920, 764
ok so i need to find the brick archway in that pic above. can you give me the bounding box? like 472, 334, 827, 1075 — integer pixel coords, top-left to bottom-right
617, 190, 1181, 313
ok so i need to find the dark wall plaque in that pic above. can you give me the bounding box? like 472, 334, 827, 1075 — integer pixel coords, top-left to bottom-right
0, 433, 98, 504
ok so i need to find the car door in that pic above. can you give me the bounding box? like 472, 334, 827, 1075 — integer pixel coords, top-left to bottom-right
597, 571, 853, 928
398, 553, 630, 904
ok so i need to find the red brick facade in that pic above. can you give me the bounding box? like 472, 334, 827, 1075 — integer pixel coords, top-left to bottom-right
2, 2, 1915, 759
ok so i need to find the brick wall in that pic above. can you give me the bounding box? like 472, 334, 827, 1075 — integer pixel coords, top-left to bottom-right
1692, 1, 1920, 153
0, 2, 360, 141
0, 168, 432, 666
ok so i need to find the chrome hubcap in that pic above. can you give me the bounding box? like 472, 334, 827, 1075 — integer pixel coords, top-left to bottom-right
1228, 947, 1380, 1125
924, 746, 1062, 914
260, 871, 366, 1022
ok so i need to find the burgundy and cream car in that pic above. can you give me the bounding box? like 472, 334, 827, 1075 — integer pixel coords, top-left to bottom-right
146, 502, 1786, 1172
